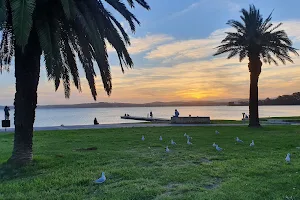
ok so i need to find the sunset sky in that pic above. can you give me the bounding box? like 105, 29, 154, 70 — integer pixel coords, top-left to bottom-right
1, 0, 300, 105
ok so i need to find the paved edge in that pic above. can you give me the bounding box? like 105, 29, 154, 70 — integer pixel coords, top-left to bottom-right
1, 122, 298, 133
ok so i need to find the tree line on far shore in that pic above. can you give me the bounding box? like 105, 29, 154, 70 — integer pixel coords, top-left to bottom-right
228, 92, 300, 106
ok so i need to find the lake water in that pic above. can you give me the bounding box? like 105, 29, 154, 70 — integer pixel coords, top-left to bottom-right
2, 106, 300, 127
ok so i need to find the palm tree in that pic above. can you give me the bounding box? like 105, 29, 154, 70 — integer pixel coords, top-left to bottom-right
214, 5, 298, 127
0, 0, 150, 165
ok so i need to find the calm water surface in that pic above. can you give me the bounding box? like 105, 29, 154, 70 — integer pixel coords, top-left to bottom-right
3, 106, 300, 128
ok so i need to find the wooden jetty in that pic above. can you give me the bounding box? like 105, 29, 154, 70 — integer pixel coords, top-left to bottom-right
121, 115, 170, 122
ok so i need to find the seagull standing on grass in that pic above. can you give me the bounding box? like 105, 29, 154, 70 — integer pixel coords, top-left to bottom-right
286, 153, 291, 163
216, 145, 222, 151
166, 146, 170, 152
141, 135, 145, 141
171, 139, 176, 145
236, 137, 243, 143
215, 130, 220, 134
159, 136, 163, 141
94, 172, 106, 184
250, 140, 254, 147
187, 135, 192, 140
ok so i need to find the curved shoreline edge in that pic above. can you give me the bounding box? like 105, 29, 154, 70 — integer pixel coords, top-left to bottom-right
1, 122, 298, 133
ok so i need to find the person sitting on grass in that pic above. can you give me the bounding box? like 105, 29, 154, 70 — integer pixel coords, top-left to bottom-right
94, 118, 99, 125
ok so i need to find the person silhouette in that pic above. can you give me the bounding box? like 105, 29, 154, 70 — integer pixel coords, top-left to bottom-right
4, 106, 10, 120
150, 111, 153, 118
94, 117, 99, 125
174, 109, 179, 117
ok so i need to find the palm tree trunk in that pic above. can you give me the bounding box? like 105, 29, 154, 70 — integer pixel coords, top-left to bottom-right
249, 72, 260, 127
248, 58, 262, 128
8, 29, 41, 165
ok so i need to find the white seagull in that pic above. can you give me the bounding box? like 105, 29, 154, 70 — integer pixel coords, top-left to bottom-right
141, 135, 145, 141
285, 153, 291, 163
215, 130, 220, 134
250, 140, 254, 147
187, 135, 192, 140
216, 145, 223, 151
166, 146, 170, 152
159, 136, 163, 141
94, 172, 106, 184
236, 137, 243, 143
171, 139, 176, 145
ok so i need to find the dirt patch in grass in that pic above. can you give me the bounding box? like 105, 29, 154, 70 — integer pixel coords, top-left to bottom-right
166, 182, 183, 189
74, 147, 97, 151
192, 157, 212, 165
154, 182, 185, 198
203, 177, 222, 190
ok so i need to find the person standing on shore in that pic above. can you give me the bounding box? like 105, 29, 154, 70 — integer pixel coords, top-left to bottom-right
174, 109, 179, 117
4, 106, 10, 120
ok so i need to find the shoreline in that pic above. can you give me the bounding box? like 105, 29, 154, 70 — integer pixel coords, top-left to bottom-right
1, 122, 299, 133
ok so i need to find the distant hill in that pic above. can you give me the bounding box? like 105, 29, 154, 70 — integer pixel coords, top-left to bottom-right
37, 101, 228, 108
3, 92, 298, 109
228, 92, 300, 106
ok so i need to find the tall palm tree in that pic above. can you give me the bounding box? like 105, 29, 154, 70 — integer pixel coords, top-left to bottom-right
0, 0, 150, 165
214, 5, 298, 127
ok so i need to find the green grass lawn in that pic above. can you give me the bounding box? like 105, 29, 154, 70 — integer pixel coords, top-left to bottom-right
1, 126, 300, 200
264, 116, 300, 120
210, 120, 247, 124
260, 116, 300, 123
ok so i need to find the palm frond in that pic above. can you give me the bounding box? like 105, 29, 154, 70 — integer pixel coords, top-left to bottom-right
61, 29, 81, 91
0, 0, 7, 29
132, 0, 150, 9
62, 66, 71, 98
60, 0, 72, 19
105, 0, 139, 32
14, 0, 150, 100
10, 0, 36, 50
214, 4, 298, 65
227, 20, 245, 34
36, 20, 54, 78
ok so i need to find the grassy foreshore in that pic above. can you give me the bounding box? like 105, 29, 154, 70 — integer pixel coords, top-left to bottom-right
1, 126, 300, 199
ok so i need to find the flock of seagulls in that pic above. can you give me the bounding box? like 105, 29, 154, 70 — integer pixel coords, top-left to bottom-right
140, 131, 293, 164
95, 129, 295, 184
139, 132, 251, 153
